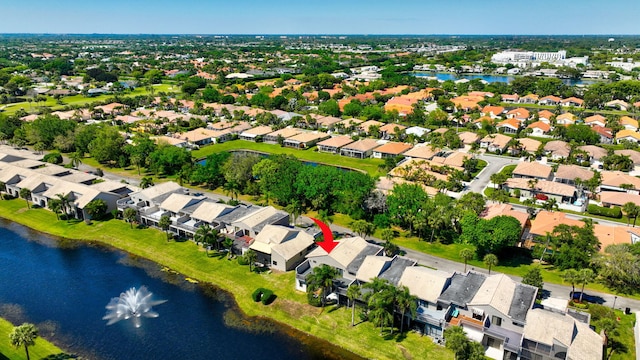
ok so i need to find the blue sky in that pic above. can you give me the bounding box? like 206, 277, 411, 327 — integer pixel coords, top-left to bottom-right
2, 0, 639, 35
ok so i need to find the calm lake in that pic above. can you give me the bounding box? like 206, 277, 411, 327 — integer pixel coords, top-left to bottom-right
0, 219, 361, 360
413, 72, 597, 86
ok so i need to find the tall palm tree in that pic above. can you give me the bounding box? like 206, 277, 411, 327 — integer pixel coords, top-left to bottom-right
622, 202, 640, 227
368, 289, 394, 336
346, 284, 361, 327
245, 249, 257, 272
48, 199, 63, 220
55, 193, 71, 220
223, 237, 234, 259
577, 268, 595, 303
306, 264, 338, 310
483, 253, 498, 275
194, 224, 217, 255
395, 285, 417, 333
9, 323, 38, 360
123, 207, 137, 228
140, 177, 154, 189
19, 188, 31, 209
563, 269, 580, 299
69, 151, 83, 169
459, 248, 474, 273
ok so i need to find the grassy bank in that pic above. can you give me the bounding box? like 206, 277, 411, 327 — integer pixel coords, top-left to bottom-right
0, 199, 452, 360
0, 317, 67, 360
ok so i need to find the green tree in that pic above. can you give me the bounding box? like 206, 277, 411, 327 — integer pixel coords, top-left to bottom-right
48, 198, 62, 220
577, 268, 595, 302
460, 213, 521, 256
306, 264, 338, 310
368, 289, 394, 335
9, 323, 38, 360
123, 207, 137, 229
140, 177, 154, 189
483, 253, 498, 275
19, 188, 31, 209
444, 326, 470, 360
55, 193, 71, 220
563, 269, 580, 299
346, 284, 361, 327
223, 237, 234, 259
84, 198, 108, 220
395, 285, 417, 333
522, 265, 544, 297
69, 151, 83, 169
245, 249, 257, 272
158, 215, 171, 241
622, 202, 640, 227
459, 248, 474, 273
593, 244, 640, 293
88, 126, 126, 164
380, 228, 394, 243
194, 224, 217, 255
386, 183, 429, 231
351, 219, 376, 239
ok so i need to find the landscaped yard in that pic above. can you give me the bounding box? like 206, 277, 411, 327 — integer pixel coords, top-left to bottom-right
0, 317, 67, 360
0, 199, 452, 360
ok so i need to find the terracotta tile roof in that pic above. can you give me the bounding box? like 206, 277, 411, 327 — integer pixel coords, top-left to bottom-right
592, 125, 613, 139
317, 135, 354, 148
380, 123, 407, 133
507, 107, 530, 119
373, 142, 413, 155
556, 112, 576, 123
481, 105, 505, 116
620, 116, 639, 129
539, 95, 562, 103
518, 138, 542, 153
341, 138, 381, 152
554, 164, 594, 181
480, 203, 528, 229
513, 161, 553, 178
529, 210, 584, 237
527, 121, 551, 132
601, 171, 640, 190
402, 145, 439, 160
537, 110, 555, 120
561, 97, 584, 106
584, 114, 606, 125
497, 118, 520, 130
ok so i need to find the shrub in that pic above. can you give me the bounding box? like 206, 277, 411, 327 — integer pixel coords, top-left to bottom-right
251, 288, 263, 302
261, 289, 275, 305
237, 256, 249, 266
306, 291, 322, 307
43, 152, 63, 164
587, 204, 622, 218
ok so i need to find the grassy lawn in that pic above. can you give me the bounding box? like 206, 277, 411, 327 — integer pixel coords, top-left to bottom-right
0, 317, 67, 360
0, 199, 451, 360
2, 84, 177, 116
609, 310, 637, 360
192, 140, 385, 177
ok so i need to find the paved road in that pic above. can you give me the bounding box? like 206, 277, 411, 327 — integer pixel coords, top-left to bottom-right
465, 154, 517, 194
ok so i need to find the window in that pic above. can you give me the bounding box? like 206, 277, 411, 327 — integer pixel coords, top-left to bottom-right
491, 315, 502, 326
272, 261, 278, 266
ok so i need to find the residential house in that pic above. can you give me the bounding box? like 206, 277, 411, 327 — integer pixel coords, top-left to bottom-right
555, 113, 576, 126
282, 132, 330, 149
405, 126, 430, 138
263, 127, 302, 144
501, 94, 519, 103
600, 191, 640, 208
231, 206, 290, 238
340, 139, 381, 159
584, 114, 607, 127
372, 142, 413, 159
522, 308, 603, 360
592, 126, 614, 144
239, 125, 273, 141
601, 171, 640, 193
606, 99, 630, 111
505, 178, 577, 204
248, 224, 315, 271
506, 108, 530, 122
560, 97, 584, 107
577, 145, 608, 166
458, 131, 481, 146
177, 128, 229, 146
379, 123, 407, 140
402, 145, 439, 160
519, 94, 539, 104
315, 116, 343, 130
481, 105, 505, 119
526, 121, 551, 137
451, 95, 484, 112
620, 116, 638, 131
358, 120, 384, 135
538, 95, 562, 106
497, 119, 520, 134
480, 203, 529, 231
480, 134, 512, 154
316, 136, 355, 154
512, 161, 553, 181
537, 110, 555, 124
554, 164, 594, 185
543, 141, 571, 160
614, 149, 640, 171
615, 129, 640, 144
517, 138, 542, 154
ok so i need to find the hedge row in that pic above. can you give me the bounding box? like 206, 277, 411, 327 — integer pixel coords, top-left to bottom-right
587, 204, 622, 219
251, 288, 275, 305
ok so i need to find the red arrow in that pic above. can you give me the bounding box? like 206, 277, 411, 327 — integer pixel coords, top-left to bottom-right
310, 217, 339, 254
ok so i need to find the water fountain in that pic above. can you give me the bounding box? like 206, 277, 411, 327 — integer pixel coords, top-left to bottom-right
103, 286, 167, 328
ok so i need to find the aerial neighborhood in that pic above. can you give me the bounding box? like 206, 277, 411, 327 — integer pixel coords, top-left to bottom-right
2, 34, 640, 360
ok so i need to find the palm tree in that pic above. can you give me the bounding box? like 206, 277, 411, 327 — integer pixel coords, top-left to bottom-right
158, 215, 171, 241
194, 224, 217, 255
622, 202, 640, 227
306, 264, 338, 310
383, 240, 400, 257
245, 249, 257, 272
223, 180, 241, 201
19, 188, 31, 209
346, 284, 361, 327
123, 207, 137, 228
527, 178, 539, 199
380, 228, 394, 243
542, 198, 559, 212
459, 248, 474, 273
563, 269, 580, 299
130, 153, 144, 175
56, 193, 72, 220
9, 323, 38, 360
395, 285, 417, 333
69, 151, 83, 169
223, 237, 234, 258
483, 253, 498, 275
0, 180, 6, 197
368, 289, 394, 336
577, 268, 595, 303
140, 177, 154, 189
48, 199, 62, 220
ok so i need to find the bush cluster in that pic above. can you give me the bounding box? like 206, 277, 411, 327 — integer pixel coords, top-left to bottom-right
587, 204, 622, 218
251, 288, 275, 305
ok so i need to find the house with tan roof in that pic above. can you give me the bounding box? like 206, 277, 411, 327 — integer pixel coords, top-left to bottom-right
601, 170, 640, 192
519, 94, 539, 104
578, 145, 608, 165
402, 145, 439, 160
239, 125, 273, 141
379, 123, 407, 140
554, 165, 594, 185
528, 210, 585, 239
512, 161, 553, 181
501, 94, 519, 103
177, 128, 229, 146
153, 135, 187, 148
480, 203, 529, 230
451, 95, 484, 111
560, 97, 584, 107
358, 120, 384, 135
505, 178, 577, 204
555, 113, 576, 126
537, 110, 555, 124
95, 102, 126, 115
334, 118, 363, 133
620, 116, 639, 131
605, 99, 630, 111
372, 142, 413, 159
600, 191, 640, 208
263, 127, 302, 143
544, 140, 571, 160
340, 139, 381, 159
615, 129, 640, 144
614, 149, 640, 168
480, 133, 512, 154
539, 95, 562, 106
518, 138, 542, 154
584, 114, 607, 127
316, 136, 354, 154
399, 266, 452, 337
282, 132, 330, 149
248, 224, 315, 272
506, 108, 530, 122
457, 131, 480, 146
526, 121, 551, 136
430, 151, 469, 168
496, 118, 520, 134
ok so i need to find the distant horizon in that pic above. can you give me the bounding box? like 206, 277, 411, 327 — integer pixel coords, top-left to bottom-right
2, 0, 639, 35
0, 33, 638, 37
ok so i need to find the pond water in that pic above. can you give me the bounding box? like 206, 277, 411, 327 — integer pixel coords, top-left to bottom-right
413, 72, 596, 86
0, 220, 361, 360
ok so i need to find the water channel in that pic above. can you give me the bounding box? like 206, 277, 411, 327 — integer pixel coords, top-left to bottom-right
413, 72, 598, 86
0, 219, 362, 360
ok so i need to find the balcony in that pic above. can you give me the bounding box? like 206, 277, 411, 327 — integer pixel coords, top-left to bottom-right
295, 260, 312, 281
484, 324, 523, 353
